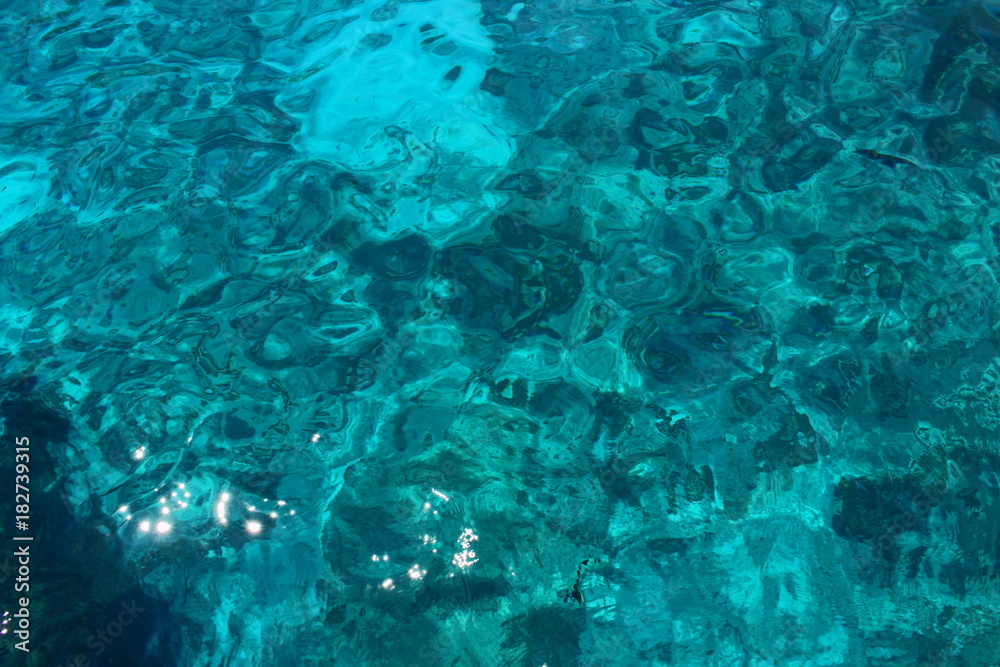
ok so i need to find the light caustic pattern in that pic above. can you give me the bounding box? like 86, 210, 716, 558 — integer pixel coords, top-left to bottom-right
1, 0, 1000, 666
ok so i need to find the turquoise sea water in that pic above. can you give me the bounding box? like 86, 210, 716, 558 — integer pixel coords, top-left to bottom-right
2, 0, 1000, 665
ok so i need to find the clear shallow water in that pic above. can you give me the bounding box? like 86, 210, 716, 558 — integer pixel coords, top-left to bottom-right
1, 0, 1000, 665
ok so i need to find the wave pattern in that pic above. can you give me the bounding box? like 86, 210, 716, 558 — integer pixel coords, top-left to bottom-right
2, 0, 1000, 665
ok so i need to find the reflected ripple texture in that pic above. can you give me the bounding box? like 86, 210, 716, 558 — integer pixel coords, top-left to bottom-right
2, 0, 1000, 666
